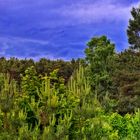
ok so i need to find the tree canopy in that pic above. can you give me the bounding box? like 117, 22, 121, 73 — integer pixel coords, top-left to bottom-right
127, 5, 140, 50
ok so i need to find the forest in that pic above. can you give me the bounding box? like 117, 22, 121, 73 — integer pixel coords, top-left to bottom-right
0, 5, 140, 140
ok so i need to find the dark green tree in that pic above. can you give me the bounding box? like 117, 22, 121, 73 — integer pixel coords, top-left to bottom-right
85, 36, 115, 99
127, 6, 140, 50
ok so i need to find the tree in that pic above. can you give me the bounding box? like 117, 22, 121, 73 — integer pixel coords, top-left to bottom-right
85, 36, 115, 98
112, 50, 140, 114
21, 66, 41, 101
127, 6, 140, 50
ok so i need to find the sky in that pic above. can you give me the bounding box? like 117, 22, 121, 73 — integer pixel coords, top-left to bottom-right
0, 0, 139, 60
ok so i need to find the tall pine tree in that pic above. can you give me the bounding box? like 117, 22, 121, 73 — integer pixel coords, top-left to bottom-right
127, 6, 140, 51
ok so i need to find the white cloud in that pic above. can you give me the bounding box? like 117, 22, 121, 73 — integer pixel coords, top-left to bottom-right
59, 1, 140, 24
0, 36, 49, 57
0, 36, 49, 45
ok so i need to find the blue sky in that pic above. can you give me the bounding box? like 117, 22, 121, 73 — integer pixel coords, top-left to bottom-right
0, 0, 139, 60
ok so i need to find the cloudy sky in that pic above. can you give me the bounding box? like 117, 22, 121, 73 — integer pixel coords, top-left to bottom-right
0, 0, 139, 60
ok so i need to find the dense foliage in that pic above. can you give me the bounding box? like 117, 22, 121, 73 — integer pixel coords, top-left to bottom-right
0, 65, 140, 139
0, 57, 81, 84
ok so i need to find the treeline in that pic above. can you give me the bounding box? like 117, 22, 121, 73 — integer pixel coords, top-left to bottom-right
0, 57, 82, 84
0, 48, 140, 114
